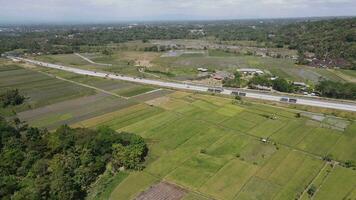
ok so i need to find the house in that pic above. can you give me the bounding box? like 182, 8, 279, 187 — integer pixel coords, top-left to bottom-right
237, 68, 264, 75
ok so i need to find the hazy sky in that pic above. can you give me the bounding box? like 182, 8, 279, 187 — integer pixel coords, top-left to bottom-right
1, 0, 355, 23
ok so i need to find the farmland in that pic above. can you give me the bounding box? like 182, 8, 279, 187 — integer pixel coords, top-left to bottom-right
31, 40, 349, 84
107, 90, 356, 200
1, 62, 356, 200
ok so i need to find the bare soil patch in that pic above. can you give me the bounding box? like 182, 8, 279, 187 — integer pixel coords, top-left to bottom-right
135, 182, 187, 200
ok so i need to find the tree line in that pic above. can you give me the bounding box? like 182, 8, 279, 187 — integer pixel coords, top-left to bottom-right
1, 18, 355, 69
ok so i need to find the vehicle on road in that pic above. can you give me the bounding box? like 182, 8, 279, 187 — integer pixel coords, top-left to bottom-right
280, 97, 297, 103
232, 91, 247, 97
280, 97, 289, 102
289, 98, 297, 103
208, 87, 224, 93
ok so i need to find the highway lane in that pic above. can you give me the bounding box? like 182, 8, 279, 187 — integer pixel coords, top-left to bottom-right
12, 56, 356, 112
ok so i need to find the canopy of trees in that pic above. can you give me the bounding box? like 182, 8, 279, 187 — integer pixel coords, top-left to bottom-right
0, 89, 25, 108
316, 80, 356, 100
1, 18, 355, 69
0, 118, 147, 200
222, 72, 244, 88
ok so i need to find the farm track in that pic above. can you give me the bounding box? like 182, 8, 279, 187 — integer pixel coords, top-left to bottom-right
74, 53, 113, 66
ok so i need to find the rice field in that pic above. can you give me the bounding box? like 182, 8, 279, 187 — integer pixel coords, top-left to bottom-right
0, 65, 95, 115
2, 63, 355, 200
104, 91, 356, 200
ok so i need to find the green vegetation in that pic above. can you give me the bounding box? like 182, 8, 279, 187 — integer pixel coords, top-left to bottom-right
0, 117, 147, 200
107, 92, 355, 200
223, 71, 245, 88
0, 89, 25, 107
1, 64, 355, 199
248, 75, 295, 92
316, 80, 356, 100
0, 65, 95, 115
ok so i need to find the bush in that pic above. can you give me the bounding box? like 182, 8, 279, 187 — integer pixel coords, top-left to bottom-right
307, 185, 317, 197
323, 154, 333, 162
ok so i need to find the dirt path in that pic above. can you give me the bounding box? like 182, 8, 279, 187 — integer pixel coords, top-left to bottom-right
74, 53, 112, 66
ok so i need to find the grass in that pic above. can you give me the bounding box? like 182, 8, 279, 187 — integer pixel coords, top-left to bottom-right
329, 122, 356, 162
109, 172, 158, 200
2, 61, 355, 200
236, 176, 281, 200
18, 94, 137, 129
87, 171, 129, 200
296, 127, 342, 156
0, 65, 95, 115
271, 119, 318, 146
35, 66, 159, 98
199, 159, 259, 200
166, 154, 228, 190
115, 85, 155, 97
182, 192, 211, 200
0, 65, 95, 111
153, 53, 345, 82
100, 91, 355, 199
313, 166, 356, 200
38, 48, 346, 83
206, 133, 252, 159
248, 118, 287, 138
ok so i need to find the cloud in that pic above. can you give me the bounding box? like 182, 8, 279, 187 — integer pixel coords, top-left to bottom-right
0, 0, 355, 23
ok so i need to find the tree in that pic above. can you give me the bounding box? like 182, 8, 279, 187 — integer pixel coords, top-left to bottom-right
0, 89, 26, 108
316, 80, 356, 100
223, 72, 244, 88
307, 185, 317, 197
248, 75, 272, 87
272, 78, 294, 93
102, 49, 113, 56
0, 118, 148, 200
297, 47, 308, 65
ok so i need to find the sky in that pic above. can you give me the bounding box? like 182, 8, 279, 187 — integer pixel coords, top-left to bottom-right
0, 0, 355, 24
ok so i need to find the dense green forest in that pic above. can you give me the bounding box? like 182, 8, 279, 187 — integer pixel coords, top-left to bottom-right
1, 18, 355, 68
0, 117, 147, 200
